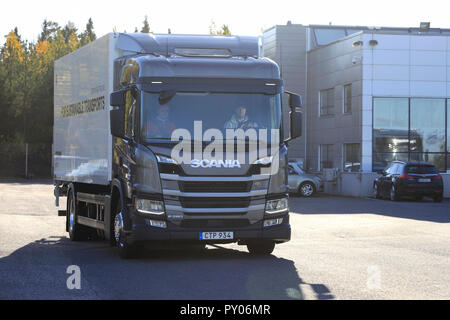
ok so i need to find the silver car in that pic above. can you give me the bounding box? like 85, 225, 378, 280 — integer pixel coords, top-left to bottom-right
288, 162, 323, 197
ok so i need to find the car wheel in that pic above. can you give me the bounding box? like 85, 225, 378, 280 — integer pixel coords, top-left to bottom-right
434, 195, 443, 203
373, 183, 381, 199
390, 185, 400, 201
299, 182, 315, 197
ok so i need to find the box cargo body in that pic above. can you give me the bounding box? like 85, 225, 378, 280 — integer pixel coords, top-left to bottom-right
54, 34, 118, 184
53, 33, 302, 258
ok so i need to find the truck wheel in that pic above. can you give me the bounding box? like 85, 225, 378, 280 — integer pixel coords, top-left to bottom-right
247, 241, 275, 255
113, 203, 138, 259
299, 182, 315, 197
67, 190, 88, 241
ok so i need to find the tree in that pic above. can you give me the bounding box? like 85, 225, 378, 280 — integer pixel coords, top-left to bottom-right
39, 20, 60, 41
62, 21, 78, 44
209, 20, 231, 35
141, 16, 151, 33
80, 18, 96, 45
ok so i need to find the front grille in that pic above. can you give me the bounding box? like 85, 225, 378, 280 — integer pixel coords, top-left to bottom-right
179, 197, 250, 208
180, 219, 250, 228
179, 181, 251, 193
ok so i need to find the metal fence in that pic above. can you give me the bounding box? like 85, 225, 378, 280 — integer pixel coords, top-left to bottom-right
0, 143, 52, 178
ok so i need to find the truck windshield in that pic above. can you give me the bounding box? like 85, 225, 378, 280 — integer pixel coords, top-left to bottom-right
140, 92, 281, 142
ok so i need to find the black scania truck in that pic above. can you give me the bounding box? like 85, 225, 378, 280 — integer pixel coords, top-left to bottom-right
53, 33, 302, 258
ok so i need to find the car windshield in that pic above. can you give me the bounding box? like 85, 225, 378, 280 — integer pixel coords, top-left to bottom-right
406, 165, 438, 174
140, 92, 281, 142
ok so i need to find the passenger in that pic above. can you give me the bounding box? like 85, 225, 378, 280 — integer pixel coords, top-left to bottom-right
224, 106, 258, 130
147, 105, 176, 138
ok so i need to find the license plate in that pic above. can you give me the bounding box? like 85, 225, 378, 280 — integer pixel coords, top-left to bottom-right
418, 178, 431, 183
199, 231, 233, 240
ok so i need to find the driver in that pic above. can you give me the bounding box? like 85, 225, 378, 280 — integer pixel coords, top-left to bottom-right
224, 106, 258, 130
146, 105, 176, 138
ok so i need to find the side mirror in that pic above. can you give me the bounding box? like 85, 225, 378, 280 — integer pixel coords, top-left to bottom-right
110, 90, 126, 107
290, 109, 302, 140
285, 92, 303, 141
110, 108, 126, 139
288, 93, 302, 108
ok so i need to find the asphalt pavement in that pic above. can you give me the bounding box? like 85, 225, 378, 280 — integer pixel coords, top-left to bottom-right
0, 180, 449, 299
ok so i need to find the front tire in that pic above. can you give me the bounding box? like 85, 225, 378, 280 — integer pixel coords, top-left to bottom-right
299, 182, 315, 197
247, 241, 275, 255
373, 183, 381, 199
113, 203, 139, 259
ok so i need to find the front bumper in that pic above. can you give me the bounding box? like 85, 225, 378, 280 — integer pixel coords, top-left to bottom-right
126, 213, 291, 245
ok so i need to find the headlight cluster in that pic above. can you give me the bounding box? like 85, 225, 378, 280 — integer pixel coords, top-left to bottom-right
253, 156, 273, 165
156, 154, 177, 164
134, 198, 165, 215
265, 198, 288, 214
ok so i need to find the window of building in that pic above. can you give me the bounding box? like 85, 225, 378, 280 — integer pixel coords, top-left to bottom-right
410, 99, 445, 153
320, 144, 333, 170
343, 143, 360, 172
343, 84, 352, 114
373, 97, 448, 172
447, 99, 450, 160
373, 98, 409, 171
319, 88, 334, 116
314, 29, 346, 46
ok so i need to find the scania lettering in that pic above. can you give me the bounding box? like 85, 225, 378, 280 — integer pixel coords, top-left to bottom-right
53, 33, 302, 258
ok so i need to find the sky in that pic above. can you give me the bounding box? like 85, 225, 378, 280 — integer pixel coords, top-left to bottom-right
1, 0, 449, 43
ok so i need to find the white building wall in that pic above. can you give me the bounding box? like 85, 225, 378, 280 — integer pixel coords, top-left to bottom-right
361, 33, 450, 172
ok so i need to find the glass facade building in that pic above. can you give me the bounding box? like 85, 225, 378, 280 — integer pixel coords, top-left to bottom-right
373, 98, 449, 172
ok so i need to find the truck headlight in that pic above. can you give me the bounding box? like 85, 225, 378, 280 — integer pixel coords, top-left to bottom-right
253, 156, 273, 165
156, 154, 177, 164
134, 198, 165, 215
265, 198, 288, 214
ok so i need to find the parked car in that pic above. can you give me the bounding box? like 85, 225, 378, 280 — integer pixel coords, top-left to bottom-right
373, 161, 443, 202
288, 162, 323, 197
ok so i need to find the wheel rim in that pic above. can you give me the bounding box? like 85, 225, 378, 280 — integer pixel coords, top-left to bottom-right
69, 195, 75, 232
301, 183, 314, 196
373, 184, 378, 196
390, 186, 395, 200
114, 212, 124, 247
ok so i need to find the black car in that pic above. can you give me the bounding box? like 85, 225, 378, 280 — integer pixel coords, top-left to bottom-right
373, 161, 444, 202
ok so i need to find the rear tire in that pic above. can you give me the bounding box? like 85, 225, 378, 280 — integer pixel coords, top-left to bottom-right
390, 185, 400, 201
67, 190, 88, 241
299, 182, 315, 197
247, 241, 275, 255
434, 195, 443, 203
